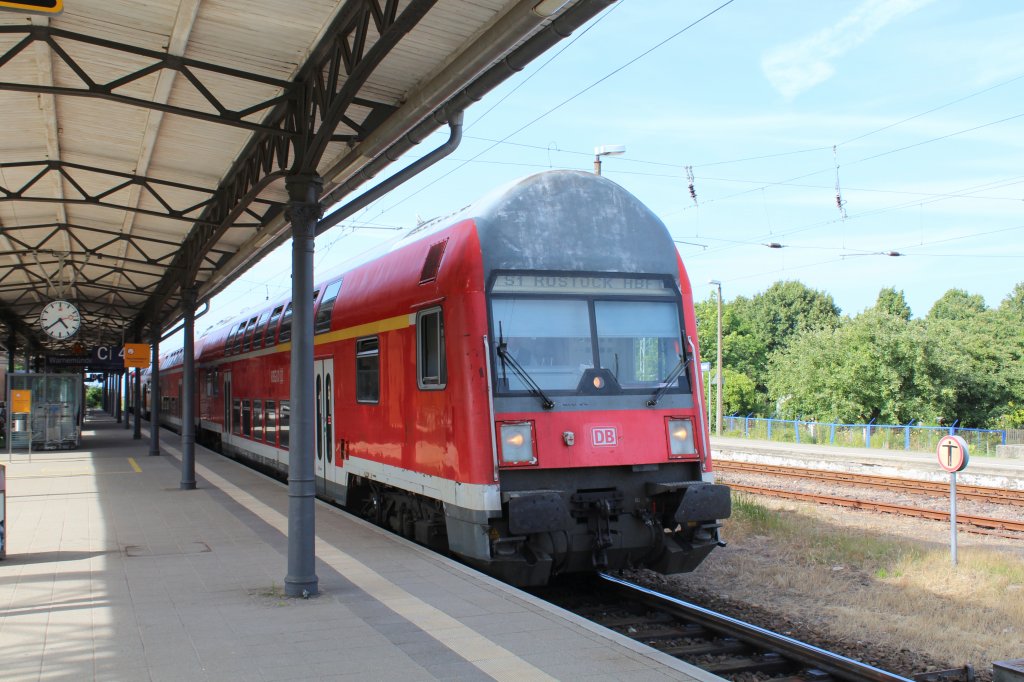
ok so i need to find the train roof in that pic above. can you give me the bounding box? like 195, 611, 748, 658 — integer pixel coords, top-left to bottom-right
400, 170, 681, 280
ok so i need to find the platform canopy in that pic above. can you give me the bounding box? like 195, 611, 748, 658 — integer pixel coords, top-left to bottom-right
0, 0, 612, 353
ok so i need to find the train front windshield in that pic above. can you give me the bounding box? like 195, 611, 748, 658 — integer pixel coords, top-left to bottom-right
490, 275, 687, 395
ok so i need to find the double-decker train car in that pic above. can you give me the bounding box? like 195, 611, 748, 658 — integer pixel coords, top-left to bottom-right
156, 170, 730, 586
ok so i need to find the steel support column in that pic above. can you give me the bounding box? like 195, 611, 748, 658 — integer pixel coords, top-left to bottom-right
125, 368, 132, 430
284, 173, 321, 598
148, 327, 160, 456
180, 287, 197, 490
133, 366, 142, 439
6, 333, 14, 373
115, 372, 122, 423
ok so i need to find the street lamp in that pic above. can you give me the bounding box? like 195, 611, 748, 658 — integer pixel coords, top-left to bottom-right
709, 279, 723, 437
593, 144, 625, 176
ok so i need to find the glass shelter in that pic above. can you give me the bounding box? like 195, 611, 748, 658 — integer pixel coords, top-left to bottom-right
6, 374, 83, 452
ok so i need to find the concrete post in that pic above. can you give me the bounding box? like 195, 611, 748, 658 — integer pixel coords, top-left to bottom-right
284, 173, 321, 598
148, 328, 160, 456
180, 288, 197, 490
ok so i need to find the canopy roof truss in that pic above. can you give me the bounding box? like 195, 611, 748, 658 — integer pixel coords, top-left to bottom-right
0, 0, 612, 354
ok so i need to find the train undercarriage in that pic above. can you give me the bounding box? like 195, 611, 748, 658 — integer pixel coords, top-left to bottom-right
346, 465, 730, 587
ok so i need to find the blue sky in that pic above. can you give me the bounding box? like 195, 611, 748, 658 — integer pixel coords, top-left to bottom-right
195, 0, 1024, 340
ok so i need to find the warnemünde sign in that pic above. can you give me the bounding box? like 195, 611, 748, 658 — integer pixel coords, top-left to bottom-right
46, 345, 127, 371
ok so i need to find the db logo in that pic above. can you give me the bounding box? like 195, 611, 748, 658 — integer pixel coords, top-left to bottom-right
591, 426, 618, 447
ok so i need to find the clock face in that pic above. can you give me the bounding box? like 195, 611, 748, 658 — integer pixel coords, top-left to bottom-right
39, 300, 81, 340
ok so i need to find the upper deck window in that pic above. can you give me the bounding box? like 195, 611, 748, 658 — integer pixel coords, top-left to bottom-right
278, 302, 294, 343
314, 279, 343, 334
251, 311, 270, 349
241, 316, 258, 353
264, 305, 284, 347
228, 321, 246, 355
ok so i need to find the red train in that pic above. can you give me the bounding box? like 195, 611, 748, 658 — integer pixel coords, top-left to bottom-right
152, 170, 731, 586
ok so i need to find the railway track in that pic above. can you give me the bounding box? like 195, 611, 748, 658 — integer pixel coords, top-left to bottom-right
539, 573, 913, 681
716, 460, 1024, 505
716, 461, 1024, 535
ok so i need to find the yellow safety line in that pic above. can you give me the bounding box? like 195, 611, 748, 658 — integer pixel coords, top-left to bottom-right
178, 449, 554, 680
128, 457, 142, 473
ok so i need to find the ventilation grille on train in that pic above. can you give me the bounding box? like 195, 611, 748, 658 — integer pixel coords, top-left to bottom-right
419, 239, 448, 283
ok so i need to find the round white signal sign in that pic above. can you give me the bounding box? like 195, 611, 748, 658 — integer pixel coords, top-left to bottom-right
936, 435, 969, 473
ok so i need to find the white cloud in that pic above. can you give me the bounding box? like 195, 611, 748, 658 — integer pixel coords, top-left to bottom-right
762, 0, 936, 98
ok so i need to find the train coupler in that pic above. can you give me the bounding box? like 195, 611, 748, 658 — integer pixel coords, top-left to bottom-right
570, 489, 623, 569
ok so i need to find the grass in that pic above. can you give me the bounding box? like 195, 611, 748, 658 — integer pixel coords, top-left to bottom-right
676, 494, 1024, 675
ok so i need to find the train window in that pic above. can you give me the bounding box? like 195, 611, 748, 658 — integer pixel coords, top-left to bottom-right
416, 308, 447, 389
314, 279, 343, 334
595, 300, 684, 389
251, 311, 270, 349
278, 302, 294, 343
241, 317, 258, 353
227, 321, 245, 355
232, 321, 247, 355
265, 400, 277, 446
279, 400, 290, 449
205, 370, 218, 398
242, 400, 251, 437
491, 297, 592, 391
264, 305, 284, 347
253, 400, 264, 441
355, 336, 379, 403
232, 400, 241, 435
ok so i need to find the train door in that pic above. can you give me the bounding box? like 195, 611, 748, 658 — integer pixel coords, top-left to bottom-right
314, 359, 334, 494
223, 371, 232, 435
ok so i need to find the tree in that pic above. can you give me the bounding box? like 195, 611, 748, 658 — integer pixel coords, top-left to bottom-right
874, 287, 911, 320
767, 310, 926, 424
918, 312, 1016, 427
927, 288, 986, 321
720, 368, 758, 416
748, 281, 841, 356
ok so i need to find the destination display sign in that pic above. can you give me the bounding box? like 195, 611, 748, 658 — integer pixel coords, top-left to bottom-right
45, 345, 126, 371
492, 275, 673, 296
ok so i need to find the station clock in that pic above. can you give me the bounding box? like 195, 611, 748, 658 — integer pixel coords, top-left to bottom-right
39, 299, 81, 340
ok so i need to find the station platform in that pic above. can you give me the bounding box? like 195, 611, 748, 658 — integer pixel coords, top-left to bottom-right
712, 436, 1024, 488
0, 411, 718, 682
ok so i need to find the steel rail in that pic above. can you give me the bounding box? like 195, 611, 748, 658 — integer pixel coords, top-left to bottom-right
598, 573, 914, 682
716, 460, 1024, 504
726, 482, 1024, 533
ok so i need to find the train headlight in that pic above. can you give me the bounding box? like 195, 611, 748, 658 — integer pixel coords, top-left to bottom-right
499, 422, 536, 465
668, 418, 696, 457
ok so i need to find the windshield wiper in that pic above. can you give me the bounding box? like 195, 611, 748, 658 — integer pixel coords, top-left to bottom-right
496, 337, 555, 410
647, 354, 686, 407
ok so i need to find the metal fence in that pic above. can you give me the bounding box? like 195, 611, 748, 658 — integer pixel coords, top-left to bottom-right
720, 416, 1007, 457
